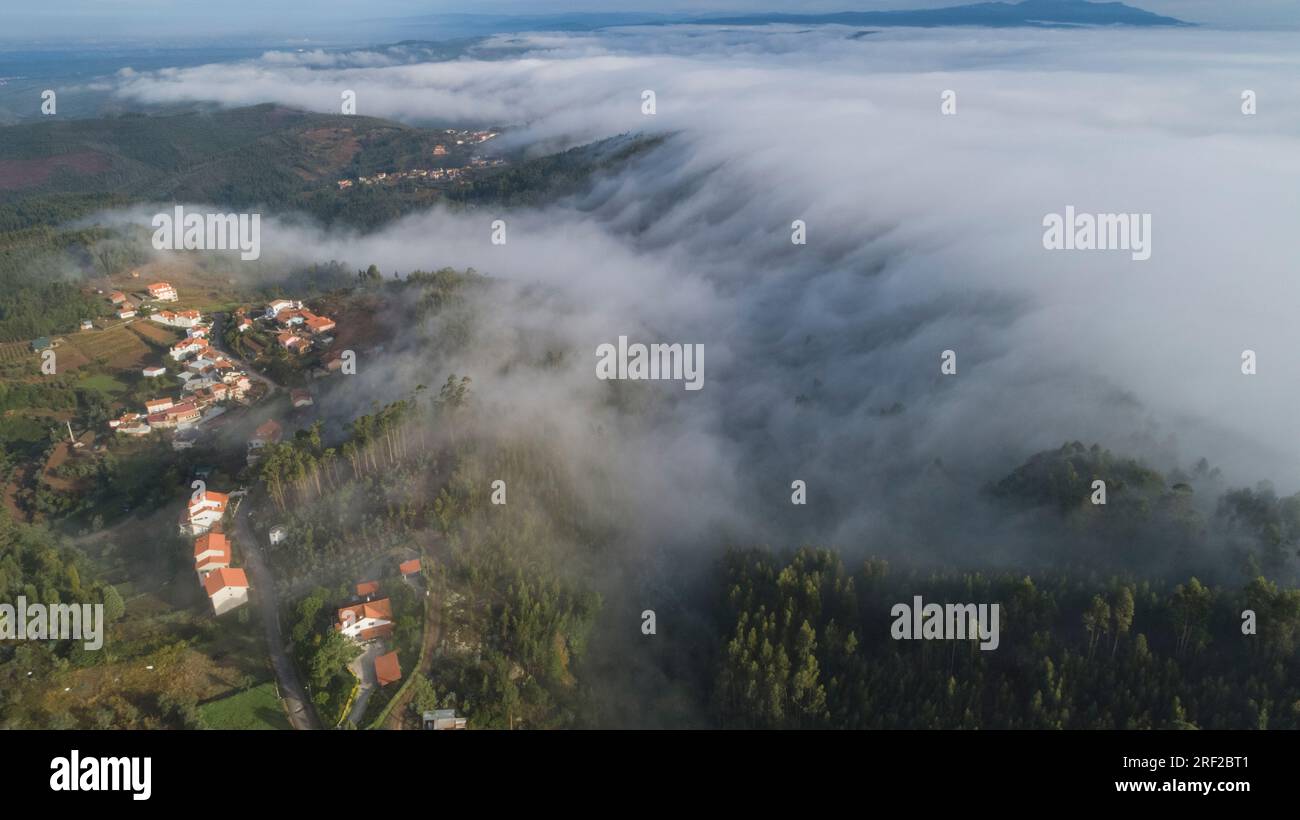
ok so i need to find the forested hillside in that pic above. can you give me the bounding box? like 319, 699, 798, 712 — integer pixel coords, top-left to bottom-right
990, 441, 1300, 581
709, 547, 1300, 729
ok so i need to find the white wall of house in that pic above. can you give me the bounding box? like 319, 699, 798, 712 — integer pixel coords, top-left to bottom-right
210, 586, 249, 615
340, 617, 391, 640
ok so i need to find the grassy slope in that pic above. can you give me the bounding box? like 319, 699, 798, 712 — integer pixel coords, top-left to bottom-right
198, 681, 292, 730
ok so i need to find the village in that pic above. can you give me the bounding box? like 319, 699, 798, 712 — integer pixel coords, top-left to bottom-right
337, 157, 506, 191
176, 474, 457, 727
336, 130, 504, 191
103, 286, 338, 444
96, 280, 462, 728
0, 251, 480, 733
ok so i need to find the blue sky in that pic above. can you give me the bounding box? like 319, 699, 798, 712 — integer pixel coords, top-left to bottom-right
5, 1, 1299, 44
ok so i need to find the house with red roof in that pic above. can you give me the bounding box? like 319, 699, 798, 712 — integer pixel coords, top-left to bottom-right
356, 581, 379, 598
251, 419, 281, 447
147, 282, 178, 302
204, 567, 250, 615
164, 401, 201, 428
336, 598, 393, 642
267, 299, 300, 317
247, 419, 282, 465
275, 309, 306, 328
180, 489, 229, 536
194, 532, 231, 580
152, 308, 201, 328
303, 313, 335, 334
276, 332, 310, 355
375, 651, 402, 686
171, 339, 204, 361
399, 558, 421, 577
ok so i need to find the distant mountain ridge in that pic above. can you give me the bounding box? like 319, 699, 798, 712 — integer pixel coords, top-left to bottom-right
697, 1, 1189, 29
382, 1, 1189, 36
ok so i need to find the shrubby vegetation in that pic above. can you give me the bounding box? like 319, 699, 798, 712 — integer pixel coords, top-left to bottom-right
0, 506, 128, 728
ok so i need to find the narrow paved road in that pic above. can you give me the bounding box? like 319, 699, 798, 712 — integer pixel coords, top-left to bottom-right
346, 643, 381, 727
209, 311, 284, 393
234, 495, 319, 730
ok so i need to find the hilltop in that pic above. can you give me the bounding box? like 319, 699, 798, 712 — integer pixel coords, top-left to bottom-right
0, 104, 496, 215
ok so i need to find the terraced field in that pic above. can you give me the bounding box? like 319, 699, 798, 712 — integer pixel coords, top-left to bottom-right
0, 340, 31, 364
61, 324, 151, 370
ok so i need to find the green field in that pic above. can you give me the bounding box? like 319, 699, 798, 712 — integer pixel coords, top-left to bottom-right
198, 681, 291, 730
76, 372, 128, 395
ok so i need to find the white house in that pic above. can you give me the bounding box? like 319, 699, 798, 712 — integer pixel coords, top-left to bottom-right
180, 489, 229, 536
144, 397, 174, 414
204, 567, 249, 615
152, 309, 202, 329
147, 282, 178, 302
266, 299, 301, 317
170, 339, 204, 361
142, 366, 166, 378
268, 525, 288, 545
249, 419, 282, 449
336, 599, 393, 641
193, 532, 231, 580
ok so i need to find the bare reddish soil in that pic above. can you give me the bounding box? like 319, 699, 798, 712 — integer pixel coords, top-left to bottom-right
0, 152, 110, 190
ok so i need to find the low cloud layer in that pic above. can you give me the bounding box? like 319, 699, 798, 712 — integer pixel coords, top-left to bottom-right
104, 24, 1300, 574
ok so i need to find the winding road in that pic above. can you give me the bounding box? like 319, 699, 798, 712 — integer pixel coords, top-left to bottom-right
234, 495, 319, 730
209, 311, 283, 393
209, 311, 313, 725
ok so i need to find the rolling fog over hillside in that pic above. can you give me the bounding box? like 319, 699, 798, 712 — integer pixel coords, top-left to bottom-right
81, 24, 1300, 579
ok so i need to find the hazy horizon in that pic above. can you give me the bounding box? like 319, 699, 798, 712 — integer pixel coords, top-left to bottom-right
4, 0, 1300, 47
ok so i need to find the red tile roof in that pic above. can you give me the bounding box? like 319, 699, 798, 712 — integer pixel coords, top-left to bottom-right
336, 598, 393, 629
356, 581, 379, 597
194, 532, 229, 558
195, 490, 229, 506
203, 567, 249, 596
399, 558, 421, 575
359, 624, 394, 641
375, 651, 402, 686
